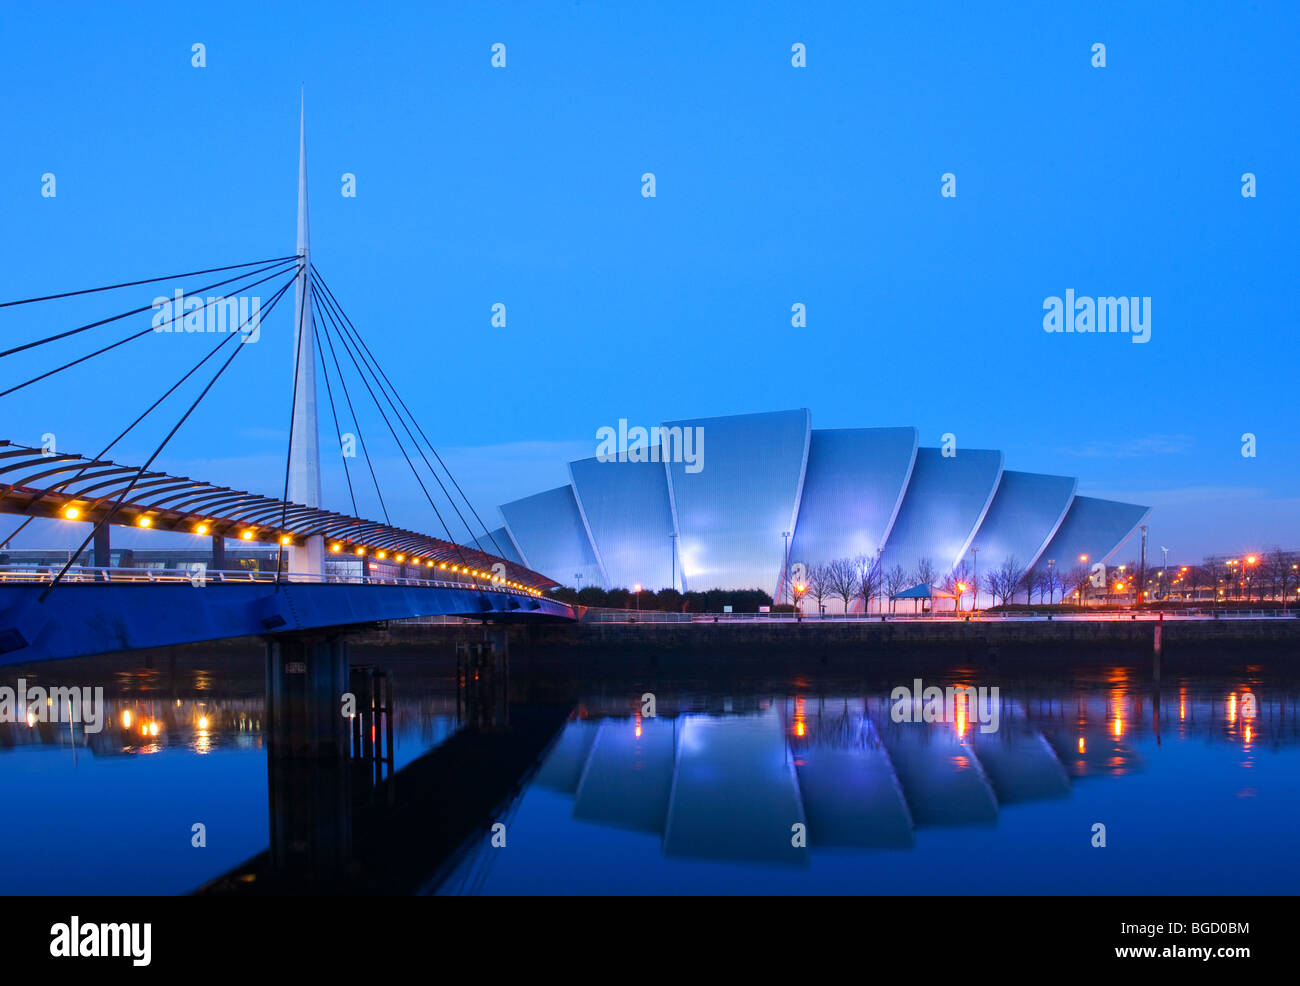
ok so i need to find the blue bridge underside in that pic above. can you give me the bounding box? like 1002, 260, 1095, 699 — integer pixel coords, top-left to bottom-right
0, 584, 575, 665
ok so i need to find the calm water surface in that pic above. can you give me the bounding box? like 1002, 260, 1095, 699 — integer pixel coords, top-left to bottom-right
1, 647, 1295, 895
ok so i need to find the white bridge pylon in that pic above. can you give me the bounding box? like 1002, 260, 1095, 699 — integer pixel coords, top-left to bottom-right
288, 90, 325, 575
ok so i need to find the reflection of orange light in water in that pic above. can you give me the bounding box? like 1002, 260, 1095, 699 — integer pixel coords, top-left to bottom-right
1244, 724, 1253, 744
149, 722, 159, 736
122, 710, 133, 729
792, 696, 807, 737
1113, 717, 1123, 737
795, 720, 805, 737
1078, 737, 1086, 753
140, 723, 149, 737
955, 695, 968, 738
1228, 693, 1237, 724
635, 715, 642, 739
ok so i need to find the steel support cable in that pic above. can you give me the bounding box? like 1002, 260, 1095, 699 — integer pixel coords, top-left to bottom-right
311, 307, 359, 517
312, 275, 485, 555
38, 277, 293, 601
309, 293, 389, 524
0, 255, 301, 309
18, 273, 300, 514
0, 256, 300, 361
0, 262, 300, 399
311, 266, 505, 560
311, 273, 495, 561
310, 285, 469, 565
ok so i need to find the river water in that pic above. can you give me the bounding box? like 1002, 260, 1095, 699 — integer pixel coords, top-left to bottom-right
1, 643, 1294, 895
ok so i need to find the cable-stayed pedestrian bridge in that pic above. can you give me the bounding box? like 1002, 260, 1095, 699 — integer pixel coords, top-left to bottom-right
0, 99, 575, 664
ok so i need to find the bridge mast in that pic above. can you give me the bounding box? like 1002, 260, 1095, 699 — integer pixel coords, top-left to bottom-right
289, 90, 325, 575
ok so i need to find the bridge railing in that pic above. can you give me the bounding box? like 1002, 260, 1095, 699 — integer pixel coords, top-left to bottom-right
0, 565, 541, 597
578, 606, 1297, 623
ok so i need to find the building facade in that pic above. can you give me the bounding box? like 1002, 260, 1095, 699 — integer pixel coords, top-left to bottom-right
489, 409, 1150, 603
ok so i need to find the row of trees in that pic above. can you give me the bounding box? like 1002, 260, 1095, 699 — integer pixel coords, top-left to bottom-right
546, 585, 776, 613
797, 554, 1096, 612
545, 547, 1299, 613
1160, 549, 1299, 602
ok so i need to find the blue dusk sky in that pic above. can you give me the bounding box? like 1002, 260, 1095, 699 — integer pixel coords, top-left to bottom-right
0, 0, 1296, 562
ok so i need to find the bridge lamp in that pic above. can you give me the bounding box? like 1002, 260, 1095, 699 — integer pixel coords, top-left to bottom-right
194, 523, 209, 535
241, 530, 254, 541
330, 543, 342, 553
451, 565, 459, 572
137, 516, 152, 528
440, 562, 447, 569
355, 547, 365, 556
280, 536, 292, 546
426, 560, 434, 567
376, 551, 387, 559
395, 554, 405, 563
63, 506, 80, 520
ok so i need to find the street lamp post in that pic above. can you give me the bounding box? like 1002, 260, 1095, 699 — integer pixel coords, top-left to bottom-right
781, 531, 792, 606
971, 545, 979, 614
668, 532, 678, 593
1079, 554, 1089, 607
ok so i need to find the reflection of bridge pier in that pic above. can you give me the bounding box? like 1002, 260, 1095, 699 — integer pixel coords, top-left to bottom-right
456, 629, 510, 732
264, 630, 353, 881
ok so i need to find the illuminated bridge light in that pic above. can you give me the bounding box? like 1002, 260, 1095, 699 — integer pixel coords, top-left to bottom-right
195, 523, 209, 535
355, 547, 365, 556
439, 562, 447, 569
63, 506, 80, 520
280, 536, 292, 545
137, 516, 152, 528
241, 530, 254, 541
395, 554, 404, 562
330, 543, 341, 553
376, 551, 386, 559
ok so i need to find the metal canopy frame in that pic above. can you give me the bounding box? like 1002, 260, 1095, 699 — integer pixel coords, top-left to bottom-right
0, 441, 556, 591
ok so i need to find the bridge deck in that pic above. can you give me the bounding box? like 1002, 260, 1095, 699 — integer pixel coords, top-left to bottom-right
0, 568, 575, 664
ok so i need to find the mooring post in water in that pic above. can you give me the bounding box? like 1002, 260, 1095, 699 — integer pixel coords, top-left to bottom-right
1153, 612, 1163, 680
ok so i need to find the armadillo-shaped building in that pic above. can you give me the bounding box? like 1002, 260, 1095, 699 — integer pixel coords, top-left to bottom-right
482, 409, 1149, 599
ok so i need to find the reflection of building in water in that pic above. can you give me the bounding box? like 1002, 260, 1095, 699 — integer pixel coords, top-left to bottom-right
522, 682, 1300, 864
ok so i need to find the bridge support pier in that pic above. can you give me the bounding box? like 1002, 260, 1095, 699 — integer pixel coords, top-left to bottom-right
264, 630, 352, 880
211, 534, 226, 572
93, 525, 110, 568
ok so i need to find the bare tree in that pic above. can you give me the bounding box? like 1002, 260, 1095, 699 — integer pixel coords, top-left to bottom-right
1265, 548, 1297, 605
855, 553, 881, 615
912, 556, 938, 590
1198, 555, 1225, 605
1021, 565, 1042, 604
805, 562, 831, 615
1060, 565, 1090, 605
985, 555, 1025, 607
825, 557, 860, 615
883, 564, 910, 613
